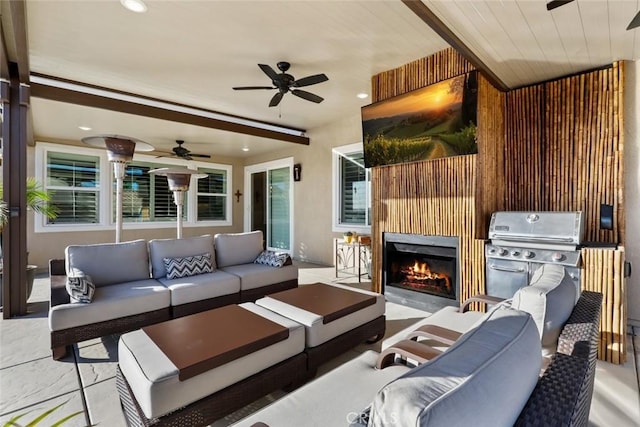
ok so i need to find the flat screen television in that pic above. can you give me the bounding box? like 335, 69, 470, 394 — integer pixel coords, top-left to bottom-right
362, 70, 478, 168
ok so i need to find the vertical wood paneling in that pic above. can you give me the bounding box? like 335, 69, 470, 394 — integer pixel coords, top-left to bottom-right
370, 49, 625, 363
581, 248, 626, 364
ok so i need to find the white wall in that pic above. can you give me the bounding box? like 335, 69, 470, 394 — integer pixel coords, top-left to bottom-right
245, 113, 363, 266
624, 60, 640, 324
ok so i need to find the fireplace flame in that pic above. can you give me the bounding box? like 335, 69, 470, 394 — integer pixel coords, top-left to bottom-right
401, 260, 451, 290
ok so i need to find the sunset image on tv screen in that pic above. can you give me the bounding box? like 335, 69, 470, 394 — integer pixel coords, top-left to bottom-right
362, 71, 478, 168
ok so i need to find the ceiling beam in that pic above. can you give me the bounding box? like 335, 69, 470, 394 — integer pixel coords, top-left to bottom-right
1, 0, 30, 83
401, 0, 510, 92
30, 75, 310, 145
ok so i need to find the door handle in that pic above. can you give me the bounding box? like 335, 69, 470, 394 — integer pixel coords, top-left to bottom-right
489, 264, 526, 273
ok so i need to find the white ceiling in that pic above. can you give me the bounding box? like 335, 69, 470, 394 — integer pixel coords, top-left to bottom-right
22, 0, 640, 159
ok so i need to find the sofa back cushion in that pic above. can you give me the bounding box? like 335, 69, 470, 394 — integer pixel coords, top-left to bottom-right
148, 235, 215, 279
512, 263, 576, 357
214, 231, 264, 268
65, 239, 150, 287
368, 306, 541, 427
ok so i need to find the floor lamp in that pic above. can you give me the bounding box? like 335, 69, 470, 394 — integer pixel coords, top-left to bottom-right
148, 168, 206, 238
82, 135, 155, 243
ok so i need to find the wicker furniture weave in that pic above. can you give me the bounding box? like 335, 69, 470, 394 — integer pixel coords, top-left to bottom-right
515, 290, 602, 426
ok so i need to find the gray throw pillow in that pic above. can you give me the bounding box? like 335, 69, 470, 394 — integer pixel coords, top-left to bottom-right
254, 250, 289, 268
163, 253, 213, 280
65, 268, 95, 303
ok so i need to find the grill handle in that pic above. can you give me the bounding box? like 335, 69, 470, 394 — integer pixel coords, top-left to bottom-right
489, 264, 526, 273
489, 234, 575, 244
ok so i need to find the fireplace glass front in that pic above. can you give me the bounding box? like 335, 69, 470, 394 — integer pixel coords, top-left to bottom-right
383, 233, 459, 312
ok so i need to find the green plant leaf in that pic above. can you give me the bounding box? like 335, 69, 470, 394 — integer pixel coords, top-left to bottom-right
23, 401, 66, 427
50, 411, 85, 427
3, 413, 26, 427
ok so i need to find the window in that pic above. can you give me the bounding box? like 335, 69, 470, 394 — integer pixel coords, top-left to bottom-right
46, 151, 100, 224
35, 143, 232, 232
332, 143, 371, 233
197, 167, 228, 221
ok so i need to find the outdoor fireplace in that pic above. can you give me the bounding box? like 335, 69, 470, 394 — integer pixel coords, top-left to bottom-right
383, 233, 459, 312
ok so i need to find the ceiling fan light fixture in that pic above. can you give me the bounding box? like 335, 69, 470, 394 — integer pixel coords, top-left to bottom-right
120, 0, 147, 13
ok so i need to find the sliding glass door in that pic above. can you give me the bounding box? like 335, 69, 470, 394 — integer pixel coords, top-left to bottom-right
244, 158, 293, 252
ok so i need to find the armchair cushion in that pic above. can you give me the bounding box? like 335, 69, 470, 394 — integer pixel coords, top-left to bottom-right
65, 239, 150, 287
368, 306, 541, 427
163, 253, 213, 280
511, 263, 576, 357
149, 235, 215, 279
214, 231, 263, 267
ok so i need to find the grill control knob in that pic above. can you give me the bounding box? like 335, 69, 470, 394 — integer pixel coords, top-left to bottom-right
510, 250, 520, 257
523, 250, 534, 259
498, 248, 508, 256
488, 247, 496, 255
552, 252, 565, 262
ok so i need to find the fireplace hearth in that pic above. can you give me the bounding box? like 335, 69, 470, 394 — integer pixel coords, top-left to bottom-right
383, 233, 459, 312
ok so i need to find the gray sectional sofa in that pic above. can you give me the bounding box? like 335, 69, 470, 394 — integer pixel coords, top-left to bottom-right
48, 231, 298, 359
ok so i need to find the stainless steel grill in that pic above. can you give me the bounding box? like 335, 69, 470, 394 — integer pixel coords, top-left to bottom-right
485, 211, 584, 299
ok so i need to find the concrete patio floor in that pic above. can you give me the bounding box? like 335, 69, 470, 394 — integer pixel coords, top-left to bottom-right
1, 263, 639, 426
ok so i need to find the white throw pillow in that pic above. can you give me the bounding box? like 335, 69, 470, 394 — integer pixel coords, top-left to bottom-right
512, 263, 576, 358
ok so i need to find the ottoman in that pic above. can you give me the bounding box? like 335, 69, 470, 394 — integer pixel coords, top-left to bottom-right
255, 283, 386, 372
116, 303, 307, 426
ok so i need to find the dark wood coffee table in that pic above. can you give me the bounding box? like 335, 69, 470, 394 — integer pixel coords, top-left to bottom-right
143, 304, 289, 381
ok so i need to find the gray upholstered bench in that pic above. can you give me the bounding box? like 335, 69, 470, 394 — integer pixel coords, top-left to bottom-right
116, 302, 307, 426
255, 282, 386, 372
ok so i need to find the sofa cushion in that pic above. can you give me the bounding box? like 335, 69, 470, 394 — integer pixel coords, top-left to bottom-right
512, 263, 576, 357
65, 239, 150, 287
368, 306, 541, 427
65, 268, 95, 303
49, 279, 171, 331
254, 250, 289, 267
163, 253, 213, 280
118, 303, 305, 419
159, 270, 241, 306
220, 263, 298, 291
214, 231, 263, 267
149, 235, 215, 279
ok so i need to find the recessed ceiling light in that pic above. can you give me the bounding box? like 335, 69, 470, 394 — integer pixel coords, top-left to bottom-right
357, 93, 369, 99
242, 147, 250, 152
120, 0, 147, 13
78, 126, 92, 131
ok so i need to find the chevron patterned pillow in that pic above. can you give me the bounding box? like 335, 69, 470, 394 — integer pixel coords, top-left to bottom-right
65, 268, 95, 303
163, 253, 213, 280
254, 250, 290, 268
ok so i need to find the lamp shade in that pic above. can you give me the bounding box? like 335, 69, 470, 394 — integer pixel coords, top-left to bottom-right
148, 168, 207, 191
82, 135, 155, 163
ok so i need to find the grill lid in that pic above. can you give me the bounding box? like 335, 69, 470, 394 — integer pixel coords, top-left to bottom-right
488, 211, 584, 246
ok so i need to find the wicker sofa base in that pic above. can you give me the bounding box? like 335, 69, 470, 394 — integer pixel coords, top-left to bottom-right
240, 279, 298, 303
116, 353, 308, 427
51, 307, 172, 360
305, 315, 386, 372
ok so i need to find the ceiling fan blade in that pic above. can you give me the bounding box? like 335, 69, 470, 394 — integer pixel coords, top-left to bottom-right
546, 0, 574, 11
233, 86, 276, 90
293, 73, 329, 88
291, 89, 324, 104
189, 153, 211, 159
269, 92, 284, 107
627, 10, 640, 30
258, 64, 280, 81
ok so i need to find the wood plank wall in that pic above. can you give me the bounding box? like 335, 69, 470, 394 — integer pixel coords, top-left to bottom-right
370, 48, 626, 363
370, 48, 502, 308
505, 63, 625, 244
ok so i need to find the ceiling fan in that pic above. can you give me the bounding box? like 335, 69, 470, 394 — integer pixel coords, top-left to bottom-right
233, 61, 329, 107
157, 140, 211, 161
547, 0, 640, 30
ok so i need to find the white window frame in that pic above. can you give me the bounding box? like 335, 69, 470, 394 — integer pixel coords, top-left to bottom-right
332, 143, 371, 235
34, 142, 232, 232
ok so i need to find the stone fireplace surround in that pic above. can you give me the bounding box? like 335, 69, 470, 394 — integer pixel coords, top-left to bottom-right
382, 232, 460, 313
